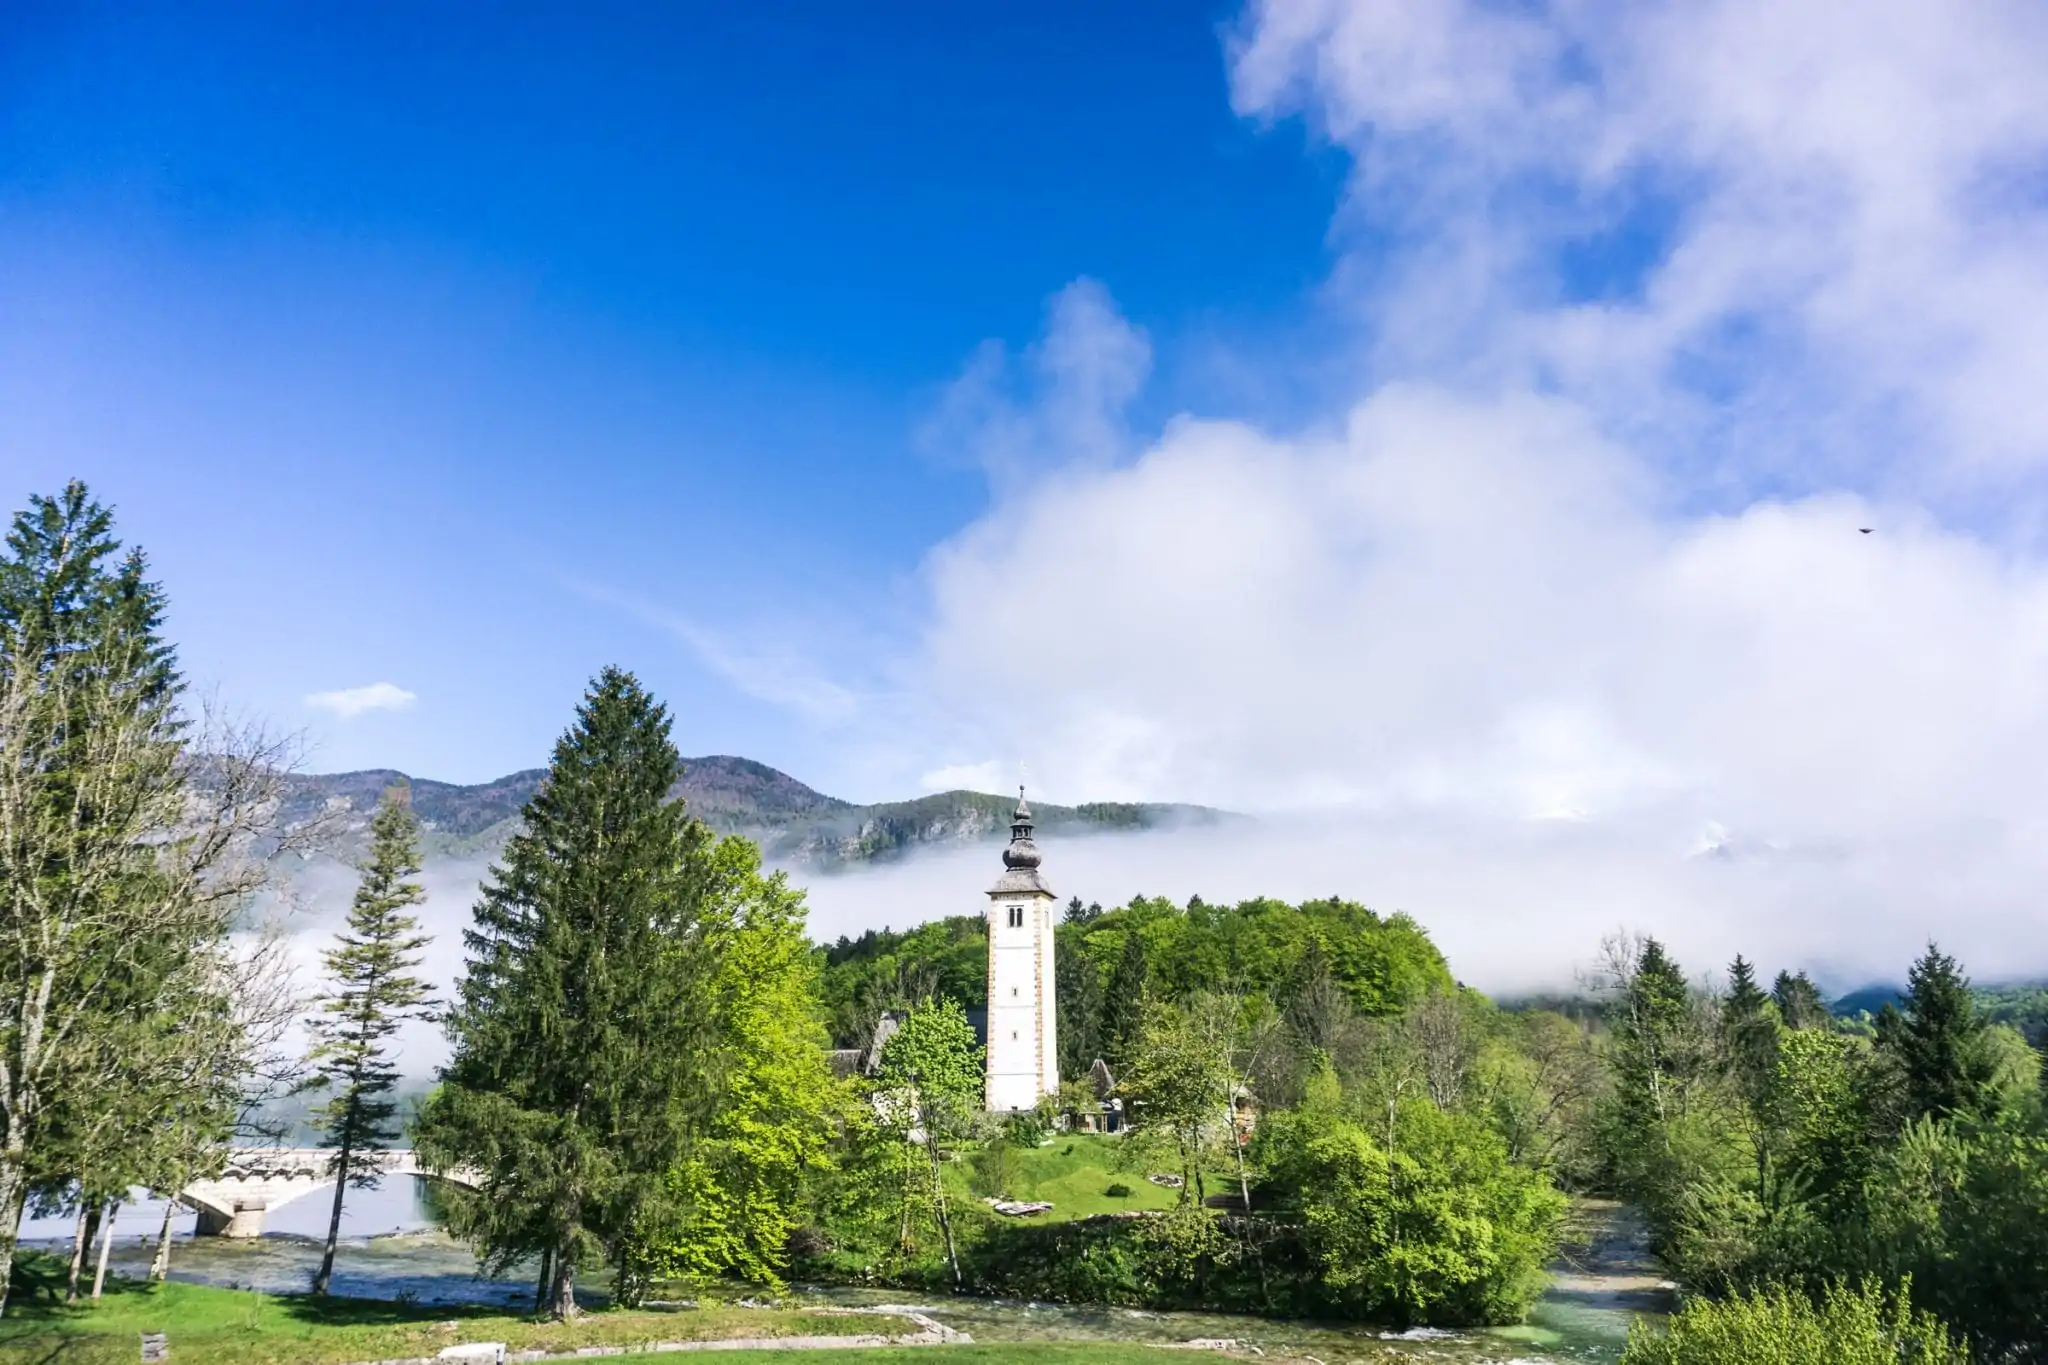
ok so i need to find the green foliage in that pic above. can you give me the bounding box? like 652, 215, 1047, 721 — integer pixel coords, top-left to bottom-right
818, 917, 989, 1048
413, 668, 718, 1315
1099, 926, 1149, 1072
638, 837, 847, 1290
1620, 1278, 1967, 1365
1771, 971, 1830, 1031
302, 789, 435, 1293
1120, 1000, 1234, 1200
1875, 945, 1996, 1122
1256, 1086, 1566, 1325
1054, 924, 1104, 1078
876, 997, 984, 1125
0, 483, 268, 1311
1590, 933, 2048, 1362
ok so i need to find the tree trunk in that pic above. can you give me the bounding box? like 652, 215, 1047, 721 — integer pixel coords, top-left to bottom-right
532, 1244, 552, 1315
65, 1200, 96, 1304
919, 1100, 960, 1286
548, 1239, 577, 1319
313, 1139, 352, 1296
149, 1200, 175, 1282
0, 1161, 27, 1316
1228, 1100, 1253, 1210
90, 1198, 117, 1300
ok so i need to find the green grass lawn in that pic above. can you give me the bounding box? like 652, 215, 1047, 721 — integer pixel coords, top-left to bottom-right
638, 1350, 1195, 1363
953, 1132, 1242, 1221
0, 1257, 913, 1365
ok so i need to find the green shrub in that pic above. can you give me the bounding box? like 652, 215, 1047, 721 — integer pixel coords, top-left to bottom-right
1105, 1182, 1132, 1198
1621, 1278, 1967, 1365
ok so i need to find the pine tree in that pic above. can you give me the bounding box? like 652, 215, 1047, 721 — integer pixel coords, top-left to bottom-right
1100, 928, 1149, 1073
0, 484, 196, 1312
1875, 943, 1994, 1121
1720, 955, 1778, 1102
1606, 938, 1695, 1140
1772, 970, 1830, 1030
303, 788, 435, 1295
414, 667, 717, 1317
1056, 927, 1104, 1077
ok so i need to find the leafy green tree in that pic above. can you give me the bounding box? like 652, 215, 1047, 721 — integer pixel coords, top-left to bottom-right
1256, 1075, 1565, 1325
639, 837, 844, 1290
302, 788, 435, 1295
874, 997, 982, 1285
1121, 1000, 1234, 1202
1620, 1278, 1966, 1365
1875, 944, 1995, 1122
414, 668, 717, 1317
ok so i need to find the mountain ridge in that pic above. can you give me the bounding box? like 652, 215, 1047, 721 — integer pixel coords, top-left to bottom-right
278, 755, 1231, 870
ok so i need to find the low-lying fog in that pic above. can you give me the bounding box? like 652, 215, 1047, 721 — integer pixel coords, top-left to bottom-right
264, 802, 2048, 1081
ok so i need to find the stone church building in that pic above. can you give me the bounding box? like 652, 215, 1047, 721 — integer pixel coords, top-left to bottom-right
983, 793, 1059, 1112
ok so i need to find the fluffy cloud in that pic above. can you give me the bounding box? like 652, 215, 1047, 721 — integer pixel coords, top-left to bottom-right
1231, 0, 2048, 491
304, 681, 418, 719
871, 0, 2048, 987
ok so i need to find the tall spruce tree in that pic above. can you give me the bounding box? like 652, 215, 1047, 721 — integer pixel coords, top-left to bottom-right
1772, 970, 1830, 1030
415, 668, 716, 1317
1875, 943, 1994, 1121
1720, 955, 1778, 1103
303, 788, 435, 1295
0, 484, 195, 1311
1055, 928, 1104, 1078
1100, 928, 1149, 1074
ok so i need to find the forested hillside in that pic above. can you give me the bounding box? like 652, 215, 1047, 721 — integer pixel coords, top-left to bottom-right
278, 761, 1225, 869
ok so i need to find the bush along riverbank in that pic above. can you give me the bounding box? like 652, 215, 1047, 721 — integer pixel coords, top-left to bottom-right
793, 1101, 1566, 1330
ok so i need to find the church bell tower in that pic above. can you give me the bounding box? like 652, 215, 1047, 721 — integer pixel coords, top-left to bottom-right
985, 790, 1059, 1112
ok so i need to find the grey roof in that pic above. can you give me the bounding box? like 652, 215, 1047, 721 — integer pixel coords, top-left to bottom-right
988, 790, 1053, 896
988, 866, 1055, 897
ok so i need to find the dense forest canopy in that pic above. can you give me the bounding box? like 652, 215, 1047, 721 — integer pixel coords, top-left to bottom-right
818, 893, 1453, 1053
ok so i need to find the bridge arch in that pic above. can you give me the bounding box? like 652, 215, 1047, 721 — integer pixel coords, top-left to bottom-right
182, 1150, 480, 1238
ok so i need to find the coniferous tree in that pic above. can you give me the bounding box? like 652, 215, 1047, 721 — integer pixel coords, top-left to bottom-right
1771, 970, 1830, 1030
1606, 938, 1696, 1139
1720, 955, 1778, 1103
303, 788, 435, 1295
1875, 943, 1994, 1121
415, 668, 717, 1317
0, 483, 264, 1313
1100, 928, 1149, 1074
1056, 928, 1105, 1078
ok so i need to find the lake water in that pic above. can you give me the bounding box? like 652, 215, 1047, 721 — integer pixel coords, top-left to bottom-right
27, 1185, 1666, 1363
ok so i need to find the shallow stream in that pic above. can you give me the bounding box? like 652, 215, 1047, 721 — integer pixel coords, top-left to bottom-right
27, 1187, 1669, 1363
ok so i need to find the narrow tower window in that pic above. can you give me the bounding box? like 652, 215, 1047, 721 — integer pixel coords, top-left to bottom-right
1007, 905, 1023, 928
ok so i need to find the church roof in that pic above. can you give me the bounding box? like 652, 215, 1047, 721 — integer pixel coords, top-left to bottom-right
987, 789, 1055, 897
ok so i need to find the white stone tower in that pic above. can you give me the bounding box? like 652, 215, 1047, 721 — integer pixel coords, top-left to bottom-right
985, 790, 1058, 1112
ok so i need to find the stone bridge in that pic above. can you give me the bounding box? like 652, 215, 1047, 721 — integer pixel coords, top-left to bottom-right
182, 1149, 481, 1238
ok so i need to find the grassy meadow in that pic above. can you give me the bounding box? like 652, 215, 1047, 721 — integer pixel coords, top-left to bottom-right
950, 1132, 1240, 1221
0, 1257, 911, 1365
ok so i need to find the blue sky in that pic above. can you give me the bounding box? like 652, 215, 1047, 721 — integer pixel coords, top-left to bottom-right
0, 1, 1342, 792
15, 0, 2048, 985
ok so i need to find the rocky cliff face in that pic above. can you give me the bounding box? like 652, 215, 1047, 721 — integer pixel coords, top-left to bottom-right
277, 757, 1226, 870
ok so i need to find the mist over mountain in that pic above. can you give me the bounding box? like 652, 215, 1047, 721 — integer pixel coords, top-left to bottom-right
275, 755, 1231, 871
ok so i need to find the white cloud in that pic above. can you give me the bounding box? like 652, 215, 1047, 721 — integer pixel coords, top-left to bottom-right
303, 681, 418, 719
919, 278, 1152, 493
1231, 0, 2048, 492
858, 1, 2048, 987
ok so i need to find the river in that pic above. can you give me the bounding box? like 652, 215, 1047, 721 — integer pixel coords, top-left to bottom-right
27, 1187, 1669, 1363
